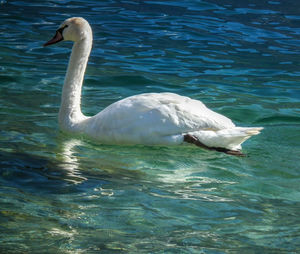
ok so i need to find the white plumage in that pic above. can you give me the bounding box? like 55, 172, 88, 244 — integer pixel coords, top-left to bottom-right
44, 17, 263, 154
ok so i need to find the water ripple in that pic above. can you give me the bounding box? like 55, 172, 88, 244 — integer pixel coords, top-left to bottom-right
1, 0, 300, 252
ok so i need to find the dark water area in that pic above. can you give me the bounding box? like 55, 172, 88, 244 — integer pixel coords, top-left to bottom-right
1, 0, 300, 253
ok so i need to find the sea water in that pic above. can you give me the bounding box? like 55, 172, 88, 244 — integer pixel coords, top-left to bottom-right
0, 0, 300, 253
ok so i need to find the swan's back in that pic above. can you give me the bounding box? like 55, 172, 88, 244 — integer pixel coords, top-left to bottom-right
85, 92, 235, 145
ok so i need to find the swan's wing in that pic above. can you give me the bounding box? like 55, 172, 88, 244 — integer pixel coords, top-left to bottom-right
86, 93, 235, 144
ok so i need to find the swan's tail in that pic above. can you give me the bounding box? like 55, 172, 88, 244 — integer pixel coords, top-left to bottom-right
189, 127, 263, 151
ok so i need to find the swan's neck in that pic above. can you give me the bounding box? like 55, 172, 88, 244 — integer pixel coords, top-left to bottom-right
59, 36, 92, 131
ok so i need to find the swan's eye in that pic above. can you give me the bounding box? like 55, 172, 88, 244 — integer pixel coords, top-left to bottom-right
57, 25, 68, 34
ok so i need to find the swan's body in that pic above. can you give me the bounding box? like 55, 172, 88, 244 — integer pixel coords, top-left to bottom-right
44, 17, 263, 155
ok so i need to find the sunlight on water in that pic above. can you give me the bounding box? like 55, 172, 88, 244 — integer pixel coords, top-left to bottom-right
1, 0, 300, 253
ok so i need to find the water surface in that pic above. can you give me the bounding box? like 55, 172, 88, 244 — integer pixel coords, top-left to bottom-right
1, 0, 300, 253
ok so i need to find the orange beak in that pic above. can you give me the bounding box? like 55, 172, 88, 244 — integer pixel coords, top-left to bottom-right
44, 29, 64, 47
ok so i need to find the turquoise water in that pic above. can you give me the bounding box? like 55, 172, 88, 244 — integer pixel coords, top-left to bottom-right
1, 0, 300, 252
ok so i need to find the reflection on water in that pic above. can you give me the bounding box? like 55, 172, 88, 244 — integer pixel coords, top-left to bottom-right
58, 138, 87, 184
1, 0, 300, 252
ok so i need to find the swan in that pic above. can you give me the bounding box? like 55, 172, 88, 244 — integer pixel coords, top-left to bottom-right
44, 17, 263, 156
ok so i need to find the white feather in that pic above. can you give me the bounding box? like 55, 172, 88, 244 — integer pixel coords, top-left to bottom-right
45, 17, 263, 152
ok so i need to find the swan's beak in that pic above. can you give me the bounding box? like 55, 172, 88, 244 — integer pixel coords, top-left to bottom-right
44, 30, 64, 47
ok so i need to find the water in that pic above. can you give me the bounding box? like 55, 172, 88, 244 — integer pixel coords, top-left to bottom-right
1, 0, 300, 253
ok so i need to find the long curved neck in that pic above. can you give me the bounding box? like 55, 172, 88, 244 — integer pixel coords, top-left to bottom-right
59, 36, 92, 130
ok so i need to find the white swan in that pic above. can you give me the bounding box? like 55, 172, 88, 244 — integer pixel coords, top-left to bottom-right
44, 17, 263, 156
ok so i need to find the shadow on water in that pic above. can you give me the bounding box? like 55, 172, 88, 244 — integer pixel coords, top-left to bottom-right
0, 143, 148, 193
0, 150, 82, 193
0, 136, 230, 195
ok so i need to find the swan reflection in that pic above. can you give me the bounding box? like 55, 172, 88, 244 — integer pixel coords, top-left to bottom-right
58, 139, 236, 202
58, 138, 87, 184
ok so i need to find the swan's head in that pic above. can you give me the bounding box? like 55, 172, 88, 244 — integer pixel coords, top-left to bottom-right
44, 17, 92, 46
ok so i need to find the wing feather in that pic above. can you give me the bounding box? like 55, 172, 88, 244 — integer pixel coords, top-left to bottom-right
86, 93, 235, 144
